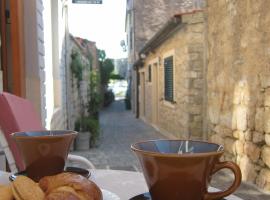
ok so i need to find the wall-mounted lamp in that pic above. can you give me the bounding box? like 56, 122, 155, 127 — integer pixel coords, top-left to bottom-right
140, 53, 146, 59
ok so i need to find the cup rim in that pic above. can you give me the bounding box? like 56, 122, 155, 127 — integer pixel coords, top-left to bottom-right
131, 139, 224, 157
11, 130, 78, 138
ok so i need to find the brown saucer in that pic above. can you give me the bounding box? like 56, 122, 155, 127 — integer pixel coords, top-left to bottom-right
9, 166, 91, 181
129, 192, 227, 200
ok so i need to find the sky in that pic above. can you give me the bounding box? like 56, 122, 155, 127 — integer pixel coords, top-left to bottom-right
68, 0, 127, 59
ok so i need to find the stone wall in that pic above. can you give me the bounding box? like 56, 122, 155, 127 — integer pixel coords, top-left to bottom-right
206, 0, 270, 190
66, 37, 95, 131
140, 12, 205, 139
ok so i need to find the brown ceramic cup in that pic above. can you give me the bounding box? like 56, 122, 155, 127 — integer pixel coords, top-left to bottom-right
131, 139, 242, 200
12, 130, 77, 181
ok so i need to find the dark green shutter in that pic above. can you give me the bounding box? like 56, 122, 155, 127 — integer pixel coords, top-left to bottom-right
164, 56, 173, 102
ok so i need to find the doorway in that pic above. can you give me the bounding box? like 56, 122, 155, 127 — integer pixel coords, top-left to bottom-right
139, 72, 146, 118
152, 62, 159, 125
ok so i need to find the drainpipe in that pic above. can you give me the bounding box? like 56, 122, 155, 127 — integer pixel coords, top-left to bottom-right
136, 67, 139, 118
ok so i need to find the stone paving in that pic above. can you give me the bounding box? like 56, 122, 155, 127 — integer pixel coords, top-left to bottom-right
71, 100, 270, 200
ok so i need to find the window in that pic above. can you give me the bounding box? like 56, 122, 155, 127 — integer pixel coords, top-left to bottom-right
164, 56, 174, 102
148, 65, 152, 82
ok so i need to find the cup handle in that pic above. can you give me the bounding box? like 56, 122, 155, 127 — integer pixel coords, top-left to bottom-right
204, 161, 242, 200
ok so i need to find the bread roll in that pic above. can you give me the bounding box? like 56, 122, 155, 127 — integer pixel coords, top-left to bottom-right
39, 172, 102, 200
12, 176, 44, 200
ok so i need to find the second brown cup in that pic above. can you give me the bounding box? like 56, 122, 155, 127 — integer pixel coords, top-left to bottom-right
131, 139, 242, 200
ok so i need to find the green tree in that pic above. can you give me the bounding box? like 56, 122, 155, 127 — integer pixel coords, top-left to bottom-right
100, 58, 114, 86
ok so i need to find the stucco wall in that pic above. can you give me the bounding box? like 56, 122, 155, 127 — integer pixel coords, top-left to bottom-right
24, 0, 42, 121
140, 12, 205, 139
207, 0, 270, 190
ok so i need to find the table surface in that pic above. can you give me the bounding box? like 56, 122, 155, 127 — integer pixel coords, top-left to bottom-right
0, 169, 242, 200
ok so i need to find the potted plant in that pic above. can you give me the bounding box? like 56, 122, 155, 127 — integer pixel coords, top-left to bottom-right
74, 117, 91, 151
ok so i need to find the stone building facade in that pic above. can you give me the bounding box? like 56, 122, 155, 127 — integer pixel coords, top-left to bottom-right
126, 0, 204, 117
136, 11, 205, 139
206, 0, 270, 190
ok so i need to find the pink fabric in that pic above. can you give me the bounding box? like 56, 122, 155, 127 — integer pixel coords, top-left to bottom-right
0, 92, 45, 171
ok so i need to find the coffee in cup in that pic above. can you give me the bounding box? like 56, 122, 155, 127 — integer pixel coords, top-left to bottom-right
131, 139, 241, 200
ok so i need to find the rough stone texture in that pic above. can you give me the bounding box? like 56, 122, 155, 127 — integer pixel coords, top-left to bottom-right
207, 0, 270, 191
138, 12, 205, 139
244, 142, 260, 162
64, 37, 100, 131
265, 134, 270, 146
262, 146, 270, 168
264, 108, 270, 134
239, 155, 257, 182
256, 168, 270, 191
253, 131, 265, 144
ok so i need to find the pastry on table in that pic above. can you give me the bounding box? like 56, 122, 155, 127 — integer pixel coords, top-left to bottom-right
0, 184, 13, 200
12, 176, 45, 200
39, 172, 102, 200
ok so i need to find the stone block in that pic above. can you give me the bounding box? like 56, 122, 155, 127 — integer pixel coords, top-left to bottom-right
256, 168, 270, 191
188, 44, 203, 53
264, 88, 270, 107
232, 105, 248, 131
189, 53, 200, 61
262, 146, 270, 168
233, 130, 245, 141
219, 111, 233, 130
264, 108, 270, 133
190, 60, 203, 71
260, 74, 270, 89
224, 137, 236, 155
193, 115, 202, 122
265, 133, 270, 146
193, 79, 204, 89
244, 129, 252, 141
239, 155, 257, 182
188, 105, 202, 115
213, 125, 232, 137
208, 106, 220, 125
235, 140, 244, 155
244, 141, 260, 162
252, 131, 265, 144
255, 108, 264, 132
233, 80, 250, 106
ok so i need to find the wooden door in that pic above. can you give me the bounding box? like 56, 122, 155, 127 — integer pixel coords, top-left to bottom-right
152, 62, 159, 125
139, 72, 146, 118
0, 0, 25, 97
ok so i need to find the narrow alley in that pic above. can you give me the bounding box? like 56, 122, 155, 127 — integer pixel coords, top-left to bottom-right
71, 99, 164, 171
